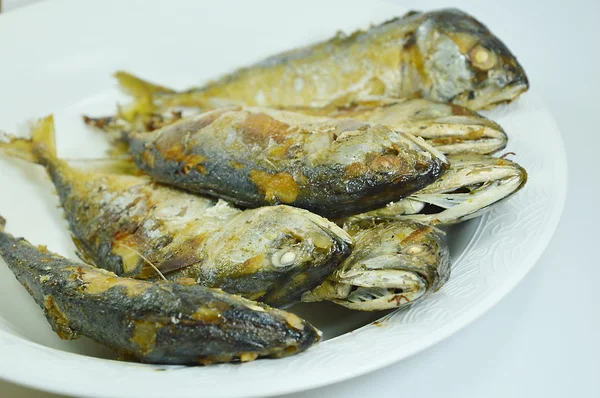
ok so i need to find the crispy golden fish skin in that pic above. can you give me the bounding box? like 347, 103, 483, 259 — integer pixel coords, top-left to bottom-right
0, 117, 352, 308
302, 219, 450, 311
123, 9, 527, 111
348, 155, 528, 225
286, 98, 508, 155
125, 107, 448, 218
0, 217, 320, 365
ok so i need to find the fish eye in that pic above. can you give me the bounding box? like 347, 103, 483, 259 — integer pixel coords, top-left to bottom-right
469, 45, 497, 71
271, 250, 298, 267
402, 245, 428, 255
280, 251, 297, 264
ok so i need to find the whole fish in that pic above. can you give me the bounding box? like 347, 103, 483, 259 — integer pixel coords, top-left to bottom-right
0, 216, 320, 364
121, 107, 448, 218
348, 155, 528, 225
0, 117, 352, 307
115, 8, 528, 111
85, 97, 507, 156
303, 219, 450, 311
287, 98, 508, 155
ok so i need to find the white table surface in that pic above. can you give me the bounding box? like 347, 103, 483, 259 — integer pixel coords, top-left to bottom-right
1, 0, 598, 397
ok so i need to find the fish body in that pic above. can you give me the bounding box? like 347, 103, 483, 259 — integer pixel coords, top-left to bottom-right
126, 107, 448, 218
86, 97, 507, 156
303, 219, 450, 311
0, 217, 320, 364
133, 8, 527, 111
288, 98, 508, 155
0, 117, 352, 307
349, 155, 528, 225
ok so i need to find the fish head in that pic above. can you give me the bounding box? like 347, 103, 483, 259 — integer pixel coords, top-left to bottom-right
306, 220, 450, 311
403, 154, 528, 225
210, 205, 352, 308
415, 9, 529, 109
344, 155, 527, 225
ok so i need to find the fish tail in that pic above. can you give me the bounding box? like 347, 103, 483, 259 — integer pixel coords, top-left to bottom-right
30, 116, 58, 162
0, 133, 37, 163
114, 71, 176, 122
114, 71, 214, 116
0, 116, 57, 165
114, 71, 176, 99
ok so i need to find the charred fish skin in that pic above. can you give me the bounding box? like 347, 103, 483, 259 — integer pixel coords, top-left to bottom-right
138, 9, 526, 110
349, 155, 528, 225
287, 98, 509, 155
303, 219, 450, 311
127, 107, 448, 218
0, 217, 320, 364
0, 117, 353, 307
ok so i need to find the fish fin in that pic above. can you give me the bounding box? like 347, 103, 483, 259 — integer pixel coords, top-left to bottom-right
67, 157, 141, 176
30, 116, 58, 160
0, 116, 56, 164
0, 132, 37, 163
114, 71, 177, 122
114, 71, 176, 99
82, 114, 126, 137
106, 141, 132, 158
0, 215, 5, 231
117, 97, 155, 125
72, 236, 97, 267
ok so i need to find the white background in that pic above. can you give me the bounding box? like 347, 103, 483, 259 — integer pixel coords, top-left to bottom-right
0, 0, 598, 397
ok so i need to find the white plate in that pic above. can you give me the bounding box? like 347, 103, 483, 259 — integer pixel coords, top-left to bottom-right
0, 0, 566, 397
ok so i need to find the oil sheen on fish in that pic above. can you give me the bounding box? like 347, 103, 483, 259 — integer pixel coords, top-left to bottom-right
287, 98, 508, 155
302, 219, 450, 311
348, 154, 528, 225
0, 117, 352, 307
0, 217, 320, 364
121, 107, 448, 218
120, 8, 528, 111
129, 108, 447, 217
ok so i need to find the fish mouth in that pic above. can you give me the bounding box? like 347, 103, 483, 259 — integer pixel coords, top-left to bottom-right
488, 80, 529, 107
454, 79, 528, 110
509, 73, 529, 90
332, 270, 428, 311
260, 220, 353, 308
480, 66, 530, 109
415, 116, 508, 155
405, 158, 528, 224
427, 127, 508, 155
